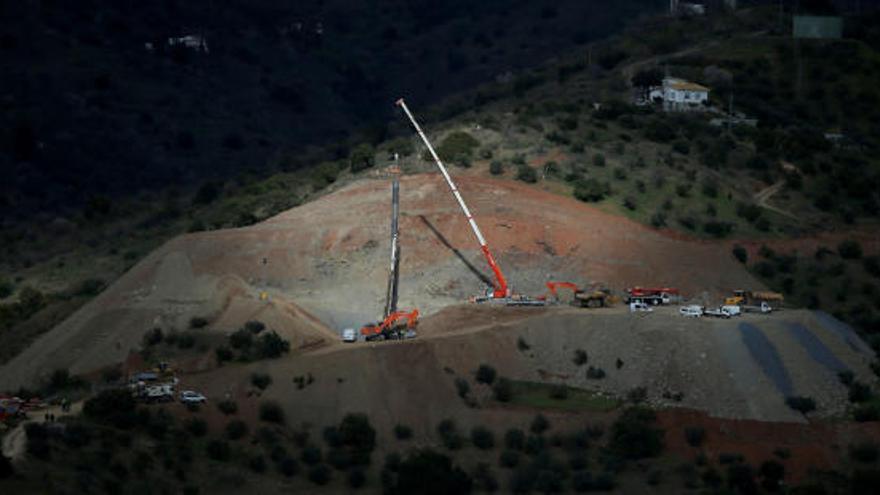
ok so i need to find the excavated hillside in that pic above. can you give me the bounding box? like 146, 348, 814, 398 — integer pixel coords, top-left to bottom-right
0, 173, 779, 390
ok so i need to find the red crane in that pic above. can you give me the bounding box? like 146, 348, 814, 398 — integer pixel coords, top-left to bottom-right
396, 98, 510, 299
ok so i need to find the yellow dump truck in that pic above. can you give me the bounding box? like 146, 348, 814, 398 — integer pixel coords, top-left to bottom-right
724, 290, 784, 307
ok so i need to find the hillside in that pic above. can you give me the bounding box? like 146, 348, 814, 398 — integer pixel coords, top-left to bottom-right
3, 2, 880, 386
0, 0, 660, 219
4, 4, 880, 494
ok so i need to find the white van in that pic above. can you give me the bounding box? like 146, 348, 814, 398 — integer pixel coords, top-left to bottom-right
721, 305, 741, 317
679, 305, 703, 317
630, 301, 653, 313
342, 328, 357, 343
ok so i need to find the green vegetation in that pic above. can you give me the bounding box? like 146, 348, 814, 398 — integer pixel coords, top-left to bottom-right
434, 131, 480, 164
382, 449, 472, 495
501, 380, 618, 412
475, 364, 497, 385
785, 396, 817, 415
608, 407, 664, 460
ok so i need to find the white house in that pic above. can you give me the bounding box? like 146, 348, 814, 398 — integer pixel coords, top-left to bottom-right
650, 77, 710, 112
167, 35, 209, 53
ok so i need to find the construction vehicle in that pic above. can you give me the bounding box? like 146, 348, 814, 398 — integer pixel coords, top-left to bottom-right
724, 290, 783, 308
542, 281, 612, 308
625, 287, 681, 305
360, 309, 420, 341
397, 98, 541, 305
354, 158, 421, 343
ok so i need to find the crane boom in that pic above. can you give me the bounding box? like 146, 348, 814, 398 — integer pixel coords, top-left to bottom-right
396, 98, 509, 298
383, 165, 401, 318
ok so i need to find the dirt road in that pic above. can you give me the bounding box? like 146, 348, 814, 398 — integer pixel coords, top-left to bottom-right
2, 401, 82, 462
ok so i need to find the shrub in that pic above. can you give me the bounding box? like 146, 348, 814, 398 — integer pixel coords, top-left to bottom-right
189, 317, 208, 329
733, 245, 748, 264
758, 460, 785, 491
530, 414, 550, 435
573, 178, 610, 202
489, 161, 504, 175
348, 468, 366, 489
586, 366, 606, 379
838, 370, 855, 386
302, 445, 323, 465
492, 378, 513, 402
500, 450, 520, 468
389, 449, 472, 494
839, 240, 863, 259
394, 424, 413, 440
727, 463, 757, 494
436, 131, 480, 163
650, 211, 667, 228
471, 427, 495, 450
176, 334, 195, 349
864, 256, 880, 278
229, 329, 253, 350
437, 419, 464, 450
517, 337, 530, 351
573, 349, 588, 366
850, 442, 880, 463
215, 346, 233, 363
349, 143, 375, 172
475, 364, 497, 385
385, 452, 402, 472
549, 385, 569, 400
308, 464, 332, 485
83, 389, 137, 429
609, 407, 664, 459
753, 261, 776, 278
185, 418, 207, 437
244, 321, 266, 334
0, 279, 13, 299
259, 401, 285, 424
703, 220, 734, 238
226, 420, 248, 440
255, 331, 290, 359
848, 381, 873, 403
785, 396, 816, 414
454, 377, 470, 398
142, 328, 164, 347
217, 400, 237, 415
278, 456, 299, 477
684, 427, 705, 447
206, 440, 230, 461
249, 455, 267, 473
517, 165, 538, 183
338, 413, 377, 456
251, 373, 272, 390
593, 153, 606, 167
855, 404, 880, 422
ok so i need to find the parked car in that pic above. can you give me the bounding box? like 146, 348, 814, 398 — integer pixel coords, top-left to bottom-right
679, 305, 703, 317
629, 301, 653, 312
179, 391, 206, 404
721, 305, 741, 316
342, 328, 357, 343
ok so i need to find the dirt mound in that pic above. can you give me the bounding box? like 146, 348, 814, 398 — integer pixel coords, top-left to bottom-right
1, 174, 765, 389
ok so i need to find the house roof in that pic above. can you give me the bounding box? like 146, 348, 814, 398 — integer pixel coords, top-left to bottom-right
668, 80, 709, 92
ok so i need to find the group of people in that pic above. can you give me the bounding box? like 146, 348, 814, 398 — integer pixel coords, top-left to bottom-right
41, 397, 71, 423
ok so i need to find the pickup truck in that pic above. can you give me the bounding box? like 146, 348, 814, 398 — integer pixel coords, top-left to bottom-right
703, 307, 735, 319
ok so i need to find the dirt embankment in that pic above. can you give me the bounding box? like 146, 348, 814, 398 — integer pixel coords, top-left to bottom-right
0, 173, 838, 393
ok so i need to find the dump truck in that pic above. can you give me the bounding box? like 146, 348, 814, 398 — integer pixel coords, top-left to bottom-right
542, 281, 612, 308
724, 290, 783, 308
